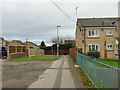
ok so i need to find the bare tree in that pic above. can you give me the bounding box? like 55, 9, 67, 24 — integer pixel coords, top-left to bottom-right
51, 36, 74, 44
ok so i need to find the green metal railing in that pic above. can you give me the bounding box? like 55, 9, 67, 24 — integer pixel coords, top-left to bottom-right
77, 53, 119, 88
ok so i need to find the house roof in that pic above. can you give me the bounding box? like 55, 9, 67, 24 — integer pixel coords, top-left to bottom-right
78, 17, 119, 27
25, 41, 38, 46
12, 40, 25, 45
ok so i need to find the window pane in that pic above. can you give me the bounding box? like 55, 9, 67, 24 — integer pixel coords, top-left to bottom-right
92, 30, 94, 36
110, 30, 112, 34
89, 45, 91, 51
110, 45, 112, 49
92, 45, 95, 51
96, 45, 98, 51
96, 30, 98, 36
88, 31, 91, 36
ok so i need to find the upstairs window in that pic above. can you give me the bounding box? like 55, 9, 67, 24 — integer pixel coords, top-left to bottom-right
88, 30, 99, 37
107, 44, 113, 50
106, 30, 112, 35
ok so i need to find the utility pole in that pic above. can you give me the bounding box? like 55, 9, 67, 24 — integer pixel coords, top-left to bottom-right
57, 26, 61, 59
76, 7, 78, 16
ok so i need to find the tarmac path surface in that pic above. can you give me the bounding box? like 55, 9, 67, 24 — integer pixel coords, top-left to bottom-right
28, 56, 76, 88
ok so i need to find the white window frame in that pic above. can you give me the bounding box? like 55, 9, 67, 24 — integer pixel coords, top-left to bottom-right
106, 30, 112, 35
88, 30, 99, 37
88, 44, 99, 52
107, 44, 113, 50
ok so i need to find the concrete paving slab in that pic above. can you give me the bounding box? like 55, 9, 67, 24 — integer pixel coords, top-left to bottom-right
50, 59, 62, 69
60, 69, 75, 88
62, 58, 70, 69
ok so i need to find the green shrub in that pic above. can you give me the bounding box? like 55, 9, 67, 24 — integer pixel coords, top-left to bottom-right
87, 51, 100, 58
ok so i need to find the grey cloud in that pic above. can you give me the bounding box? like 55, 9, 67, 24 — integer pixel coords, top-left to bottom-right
2, 2, 118, 45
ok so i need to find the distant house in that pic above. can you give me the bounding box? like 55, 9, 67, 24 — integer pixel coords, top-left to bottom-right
24, 41, 39, 49
24, 41, 44, 56
76, 17, 119, 59
8, 40, 25, 46
7, 40, 26, 59
64, 40, 75, 46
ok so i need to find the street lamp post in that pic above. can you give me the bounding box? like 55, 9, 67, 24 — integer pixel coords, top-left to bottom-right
57, 26, 61, 59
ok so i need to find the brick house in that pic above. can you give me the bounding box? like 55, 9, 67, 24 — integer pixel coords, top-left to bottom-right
64, 40, 75, 46
24, 41, 44, 56
7, 40, 26, 59
75, 17, 119, 59
24, 41, 39, 49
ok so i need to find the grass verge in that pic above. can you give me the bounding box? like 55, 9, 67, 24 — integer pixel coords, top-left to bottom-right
75, 67, 96, 88
6, 55, 61, 62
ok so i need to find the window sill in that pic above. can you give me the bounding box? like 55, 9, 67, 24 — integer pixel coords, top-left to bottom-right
87, 37, 100, 39
106, 35, 113, 37
107, 50, 113, 51
115, 53, 119, 55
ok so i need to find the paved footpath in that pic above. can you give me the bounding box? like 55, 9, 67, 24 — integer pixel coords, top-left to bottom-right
28, 56, 77, 88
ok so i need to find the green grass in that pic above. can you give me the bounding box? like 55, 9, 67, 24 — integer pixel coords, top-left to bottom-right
97, 59, 120, 68
6, 55, 61, 62
88, 59, 110, 68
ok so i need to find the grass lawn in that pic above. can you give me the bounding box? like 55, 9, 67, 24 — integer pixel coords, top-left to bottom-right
6, 55, 61, 62
97, 59, 120, 68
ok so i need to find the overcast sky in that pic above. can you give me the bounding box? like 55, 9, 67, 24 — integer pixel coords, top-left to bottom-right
0, 0, 119, 46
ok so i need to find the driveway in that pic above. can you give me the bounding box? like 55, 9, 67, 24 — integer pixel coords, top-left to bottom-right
2, 61, 53, 88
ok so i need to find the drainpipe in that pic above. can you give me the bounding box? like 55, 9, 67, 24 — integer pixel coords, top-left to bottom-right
84, 27, 86, 54
104, 41, 107, 59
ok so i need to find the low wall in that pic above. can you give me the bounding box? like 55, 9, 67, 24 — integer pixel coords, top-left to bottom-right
8, 52, 25, 60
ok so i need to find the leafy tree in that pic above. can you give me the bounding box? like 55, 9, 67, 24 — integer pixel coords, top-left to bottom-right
41, 41, 46, 46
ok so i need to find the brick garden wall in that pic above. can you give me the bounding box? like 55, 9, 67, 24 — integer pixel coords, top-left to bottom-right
8, 53, 25, 60
69, 47, 77, 62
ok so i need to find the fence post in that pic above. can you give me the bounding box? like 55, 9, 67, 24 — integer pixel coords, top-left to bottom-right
94, 58, 96, 86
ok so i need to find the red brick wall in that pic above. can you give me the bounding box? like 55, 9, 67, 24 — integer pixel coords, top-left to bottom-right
69, 47, 77, 62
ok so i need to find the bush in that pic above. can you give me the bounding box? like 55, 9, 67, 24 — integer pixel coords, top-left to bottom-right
87, 51, 100, 58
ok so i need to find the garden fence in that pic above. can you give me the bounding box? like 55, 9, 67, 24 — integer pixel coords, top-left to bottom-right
77, 53, 119, 88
